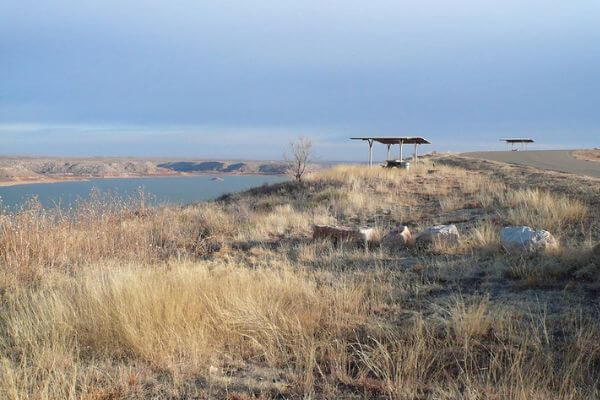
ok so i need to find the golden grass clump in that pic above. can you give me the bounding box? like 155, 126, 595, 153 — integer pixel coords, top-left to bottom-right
472, 183, 589, 239
505, 188, 588, 231
446, 295, 492, 344
439, 195, 464, 212
0, 262, 381, 398
461, 220, 501, 254
241, 203, 334, 239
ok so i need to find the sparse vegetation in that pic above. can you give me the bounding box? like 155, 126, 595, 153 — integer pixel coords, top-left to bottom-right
573, 149, 600, 163
0, 157, 599, 399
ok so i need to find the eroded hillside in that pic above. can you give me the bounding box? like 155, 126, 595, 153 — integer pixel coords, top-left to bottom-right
0, 157, 297, 186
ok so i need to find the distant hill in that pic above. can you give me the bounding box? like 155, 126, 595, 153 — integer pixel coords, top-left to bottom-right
222, 162, 247, 173
157, 161, 226, 172
157, 160, 289, 174
258, 163, 288, 174
0, 157, 321, 186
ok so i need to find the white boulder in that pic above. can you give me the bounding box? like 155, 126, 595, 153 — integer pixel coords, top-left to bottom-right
357, 228, 375, 244
415, 224, 460, 246
382, 225, 412, 247
500, 226, 558, 254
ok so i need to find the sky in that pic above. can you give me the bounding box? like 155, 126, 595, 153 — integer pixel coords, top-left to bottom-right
1, 0, 599, 160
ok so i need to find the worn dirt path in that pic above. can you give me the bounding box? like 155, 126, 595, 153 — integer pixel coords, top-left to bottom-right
461, 150, 600, 178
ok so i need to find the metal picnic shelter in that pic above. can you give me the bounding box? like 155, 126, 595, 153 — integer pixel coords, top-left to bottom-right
500, 138, 534, 151
350, 136, 431, 167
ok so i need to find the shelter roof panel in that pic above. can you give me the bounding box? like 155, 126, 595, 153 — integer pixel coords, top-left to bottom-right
350, 137, 431, 144
500, 138, 534, 143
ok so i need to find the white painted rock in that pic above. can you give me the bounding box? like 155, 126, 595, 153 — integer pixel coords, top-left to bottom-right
500, 226, 558, 253
382, 225, 412, 247
415, 224, 460, 246
312, 225, 374, 247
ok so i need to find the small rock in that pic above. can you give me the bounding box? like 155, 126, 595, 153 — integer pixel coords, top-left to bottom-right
356, 228, 375, 244
415, 224, 460, 246
500, 226, 558, 254
382, 225, 412, 247
312, 225, 374, 247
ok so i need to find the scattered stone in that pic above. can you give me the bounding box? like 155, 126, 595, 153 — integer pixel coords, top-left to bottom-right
499, 226, 558, 254
312, 225, 374, 247
382, 225, 412, 248
356, 228, 375, 245
415, 224, 460, 246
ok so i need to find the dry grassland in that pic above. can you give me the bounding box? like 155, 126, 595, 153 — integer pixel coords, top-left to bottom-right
0, 158, 599, 399
573, 149, 600, 163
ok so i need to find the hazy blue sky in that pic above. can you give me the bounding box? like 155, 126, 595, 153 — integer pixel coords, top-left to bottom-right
1, 0, 599, 159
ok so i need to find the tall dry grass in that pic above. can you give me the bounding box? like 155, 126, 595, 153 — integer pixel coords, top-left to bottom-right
0, 162, 598, 398
0, 262, 379, 398
474, 185, 588, 231
1, 263, 599, 399
461, 220, 501, 254
306, 162, 484, 223
311, 163, 590, 235
505, 188, 589, 230
0, 196, 241, 290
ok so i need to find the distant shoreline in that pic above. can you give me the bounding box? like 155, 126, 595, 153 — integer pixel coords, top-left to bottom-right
0, 171, 288, 188
0, 177, 91, 187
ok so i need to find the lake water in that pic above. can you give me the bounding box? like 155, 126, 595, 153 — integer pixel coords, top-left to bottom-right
0, 175, 286, 211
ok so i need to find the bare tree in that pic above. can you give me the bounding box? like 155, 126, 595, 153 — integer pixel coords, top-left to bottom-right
285, 137, 313, 182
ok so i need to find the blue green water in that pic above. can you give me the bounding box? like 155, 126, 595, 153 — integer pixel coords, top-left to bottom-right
0, 175, 286, 211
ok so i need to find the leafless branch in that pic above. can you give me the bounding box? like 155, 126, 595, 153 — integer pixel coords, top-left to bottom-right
284, 137, 313, 182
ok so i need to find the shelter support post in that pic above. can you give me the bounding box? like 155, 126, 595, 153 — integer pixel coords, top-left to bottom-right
399, 141, 403, 162
386, 144, 391, 161
414, 143, 418, 163
368, 139, 374, 167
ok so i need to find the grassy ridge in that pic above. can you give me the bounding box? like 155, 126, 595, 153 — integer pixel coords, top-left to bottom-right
573, 149, 600, 163
0, 160, 599, 399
